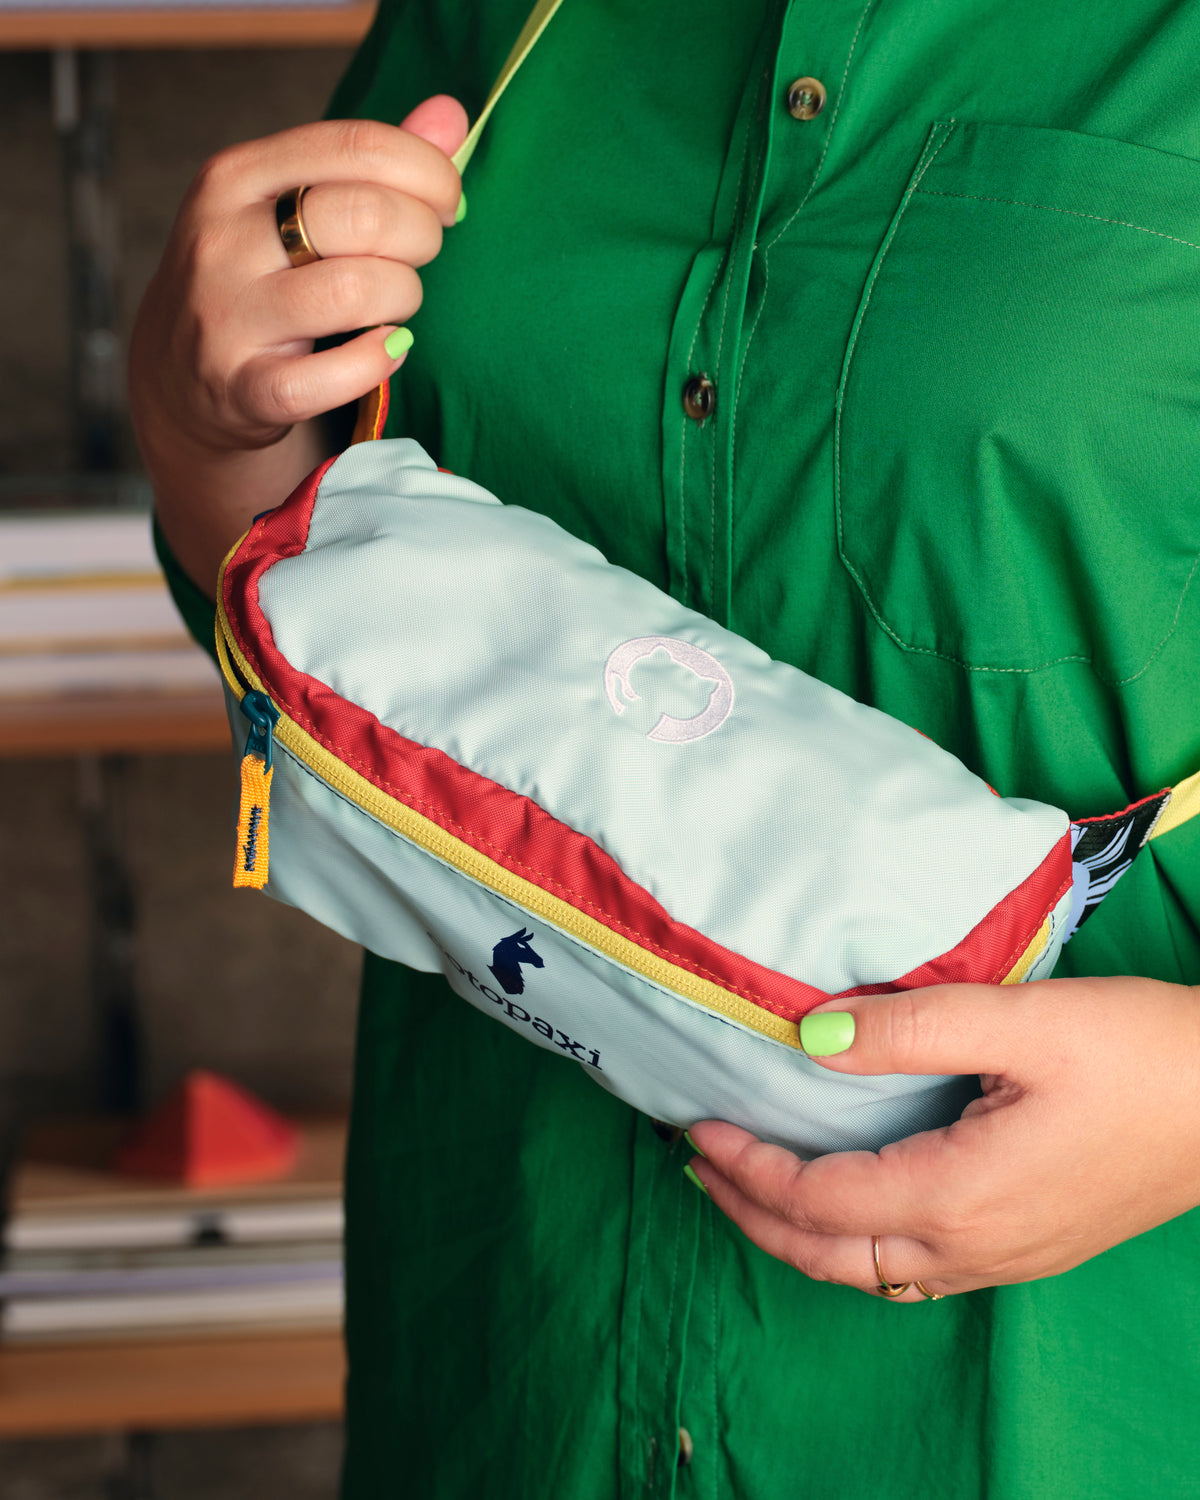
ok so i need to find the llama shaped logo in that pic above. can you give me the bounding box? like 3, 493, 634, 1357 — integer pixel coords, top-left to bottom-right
488, 928, 544, 996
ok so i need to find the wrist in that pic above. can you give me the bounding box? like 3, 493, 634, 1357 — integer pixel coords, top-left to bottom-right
146, 420, 332, 600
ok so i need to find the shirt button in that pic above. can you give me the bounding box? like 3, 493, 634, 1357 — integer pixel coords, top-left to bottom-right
785, 76, 826, 120
682, 375, 715, 421
677, 1428, 694, 1468
650, 1119, 685, 1144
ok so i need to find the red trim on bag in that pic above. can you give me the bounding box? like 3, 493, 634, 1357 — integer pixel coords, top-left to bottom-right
835, 833, 1073, 998
224, 466, 1072, 1026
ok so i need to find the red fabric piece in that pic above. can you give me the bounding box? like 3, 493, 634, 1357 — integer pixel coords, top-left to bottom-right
115, 1070, 301, 1187
839, 832, 1074, 997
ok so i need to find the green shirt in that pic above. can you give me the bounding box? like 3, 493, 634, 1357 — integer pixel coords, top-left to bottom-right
164, 1, 1200, 1493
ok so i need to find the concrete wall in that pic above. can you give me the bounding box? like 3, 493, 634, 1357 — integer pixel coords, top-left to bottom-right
1, 40, 368, 1498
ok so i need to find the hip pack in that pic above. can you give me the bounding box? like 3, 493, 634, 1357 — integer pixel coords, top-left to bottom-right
215, 413, 1197, 1157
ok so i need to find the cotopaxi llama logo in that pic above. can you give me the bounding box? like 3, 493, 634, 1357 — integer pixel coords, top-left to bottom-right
427, 930, 602, 1070
488, 928, 543, 994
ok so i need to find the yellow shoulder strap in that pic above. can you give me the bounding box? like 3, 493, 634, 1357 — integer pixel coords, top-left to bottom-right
351, 0, 565, 446
452, 0, 565, 175
1148, 765, 1200, 842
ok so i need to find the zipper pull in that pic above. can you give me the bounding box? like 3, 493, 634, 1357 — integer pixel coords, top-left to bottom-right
233, 691, 279, 890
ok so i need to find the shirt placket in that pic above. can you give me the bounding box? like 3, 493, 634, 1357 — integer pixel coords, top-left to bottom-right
661, 0, 882, 633
648, 6, 891, 1498
616, 1119, 704, 1500
660, 5, 782, 627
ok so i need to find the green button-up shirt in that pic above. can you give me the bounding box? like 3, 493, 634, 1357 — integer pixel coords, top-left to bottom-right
165, 2, 1200, 1494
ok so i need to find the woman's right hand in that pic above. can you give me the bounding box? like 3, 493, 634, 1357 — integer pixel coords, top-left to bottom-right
130, 96, 468, 596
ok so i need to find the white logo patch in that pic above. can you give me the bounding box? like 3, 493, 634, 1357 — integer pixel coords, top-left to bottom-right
603, 636, 734, 743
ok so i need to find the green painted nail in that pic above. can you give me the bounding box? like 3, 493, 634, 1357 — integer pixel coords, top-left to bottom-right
799, 1011, 855, 1057
454, 191, 468, 224
683, 1164, 709, 1198
384, 327, 414, 360
684, 1131, 703, 1157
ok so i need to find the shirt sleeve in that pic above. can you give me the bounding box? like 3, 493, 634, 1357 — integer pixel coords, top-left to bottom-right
153, 516, 219, 667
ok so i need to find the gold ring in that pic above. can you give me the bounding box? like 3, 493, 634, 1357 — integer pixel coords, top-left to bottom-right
914, 1281, 945, 1301
872, 1235, 912, 1299
275, 185, 321, 267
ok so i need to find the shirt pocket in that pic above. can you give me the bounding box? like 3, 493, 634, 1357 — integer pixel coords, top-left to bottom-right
835, 119, 1200, 683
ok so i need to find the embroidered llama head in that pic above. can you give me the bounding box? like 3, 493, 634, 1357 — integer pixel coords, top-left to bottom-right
488, 928, 545, 996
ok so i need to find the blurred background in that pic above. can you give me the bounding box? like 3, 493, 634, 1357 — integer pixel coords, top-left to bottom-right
0, 6, 377, 1495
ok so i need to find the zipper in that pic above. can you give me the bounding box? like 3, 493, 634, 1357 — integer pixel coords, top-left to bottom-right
233, 690, 279, 890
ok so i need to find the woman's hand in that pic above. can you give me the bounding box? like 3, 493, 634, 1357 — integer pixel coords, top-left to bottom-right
687, 975, 1200, 1299
130, 96, 467, 596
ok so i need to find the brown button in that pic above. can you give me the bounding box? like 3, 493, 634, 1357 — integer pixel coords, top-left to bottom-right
682, 375, 715, 421
650, 1119, 685, 1144
786, 76, 826, 120
677, 1428, 694, 1468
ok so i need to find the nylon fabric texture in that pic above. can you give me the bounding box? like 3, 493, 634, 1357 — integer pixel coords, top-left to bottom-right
158, 0, 1200, 1496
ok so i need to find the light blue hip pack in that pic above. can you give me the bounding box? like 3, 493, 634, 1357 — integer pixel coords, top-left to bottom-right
215, 436, 1189, 1157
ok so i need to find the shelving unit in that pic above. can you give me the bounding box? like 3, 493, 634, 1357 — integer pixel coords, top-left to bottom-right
0, 4, 374, 51
1, 9, 369, 1474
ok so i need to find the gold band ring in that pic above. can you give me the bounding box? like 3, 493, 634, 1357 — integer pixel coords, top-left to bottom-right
914, 1281, 946, 1301
871, 1236, 912, 1299
275, 185, 321, 267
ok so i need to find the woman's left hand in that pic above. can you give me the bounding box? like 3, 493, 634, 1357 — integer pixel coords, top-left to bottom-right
686, 976, 1200, 1299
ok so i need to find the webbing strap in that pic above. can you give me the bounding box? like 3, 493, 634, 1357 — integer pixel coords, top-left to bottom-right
353, 0, 563, 445
451, 0, 566, 174
1149, 765, 1200, 841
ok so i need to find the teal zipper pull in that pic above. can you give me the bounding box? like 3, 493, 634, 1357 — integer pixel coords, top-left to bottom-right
241, 690, 278, 772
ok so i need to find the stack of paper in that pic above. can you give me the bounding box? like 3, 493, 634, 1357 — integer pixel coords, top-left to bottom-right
0, 512, 218, 702
1, 1118, 346, 1343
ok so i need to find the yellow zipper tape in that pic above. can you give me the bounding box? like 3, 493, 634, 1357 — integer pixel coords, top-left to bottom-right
999, 915, 1050, 986
215, 597, 802, 1050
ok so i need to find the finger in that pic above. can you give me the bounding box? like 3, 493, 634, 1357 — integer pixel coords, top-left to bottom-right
798, 983, 1040, 1080
198, 115, 463, 226
267, 183, 445, 268
688, 1114, 1009, 1241
398, 93, 470, 158
252, 256, 424, 345
685, 1122, 885, 1235
689, 1157, 951, 1300
232, 326, 411, 431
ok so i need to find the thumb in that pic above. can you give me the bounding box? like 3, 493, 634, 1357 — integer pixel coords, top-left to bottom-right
398, 94, 470, 160
797, 984, 1022, 1078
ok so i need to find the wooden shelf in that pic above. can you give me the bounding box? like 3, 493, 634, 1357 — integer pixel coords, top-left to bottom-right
0, 3, 375, 50
0, 685, 230, 759
0, 1329, 344, 1435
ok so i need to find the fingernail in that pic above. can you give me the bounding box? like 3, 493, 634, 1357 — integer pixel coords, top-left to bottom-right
683, 1164, 709, 1198
384, 327, 414, 360
684, 1130, 703, 1157
799, 1011, 855, 1057
454, 191, 468, 224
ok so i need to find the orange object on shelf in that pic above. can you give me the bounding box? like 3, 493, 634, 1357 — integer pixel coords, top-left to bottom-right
115, 1071, 301, 1188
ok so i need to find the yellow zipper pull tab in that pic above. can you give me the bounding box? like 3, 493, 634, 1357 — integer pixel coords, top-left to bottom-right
233, 691, 278, 890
